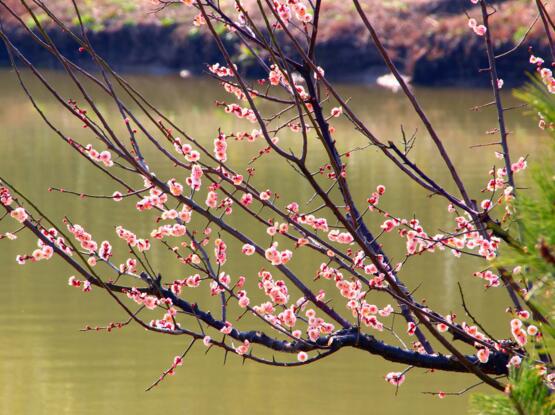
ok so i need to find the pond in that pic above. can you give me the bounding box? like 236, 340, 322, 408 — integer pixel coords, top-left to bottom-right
0, 68, 543, 414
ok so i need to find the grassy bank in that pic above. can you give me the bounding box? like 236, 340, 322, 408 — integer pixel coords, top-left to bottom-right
0, 0, 550, 85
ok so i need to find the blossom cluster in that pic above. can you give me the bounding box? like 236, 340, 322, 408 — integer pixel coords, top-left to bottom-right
530, 54, 555, 94
84, 144, 113, 167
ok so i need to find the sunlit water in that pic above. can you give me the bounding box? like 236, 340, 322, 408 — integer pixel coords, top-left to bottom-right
0, 69, 544, 414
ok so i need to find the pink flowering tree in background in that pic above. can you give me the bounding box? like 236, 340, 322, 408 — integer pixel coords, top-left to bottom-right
0, 0, 554, 402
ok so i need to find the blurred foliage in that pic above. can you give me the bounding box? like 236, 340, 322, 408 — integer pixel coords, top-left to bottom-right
470, 362, 555, 415
515, 76, 555, 125
383, 0, 408, 12
160, 16, 176, 27
512, 26, 528, 45
25, 13, 47, 30
71, 13, 105, 32
470, 77, 555, 415
511, 77, 555, 333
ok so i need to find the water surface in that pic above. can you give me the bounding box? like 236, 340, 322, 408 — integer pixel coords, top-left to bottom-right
0, 69, 543, 415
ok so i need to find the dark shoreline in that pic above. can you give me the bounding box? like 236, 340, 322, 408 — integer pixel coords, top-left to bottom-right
0, 23, 547, 87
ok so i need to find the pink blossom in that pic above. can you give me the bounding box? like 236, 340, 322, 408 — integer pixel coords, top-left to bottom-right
10, 207, 28, 223
232, 175, 243, 186
517, 310, 530, 319
3, 232, 17, 240
476, 347, 490, 363
385, 372, 406, 386
116, 226, 137, 246
203, 336, 212, 347
98, 151, 113, 167
278, 307, 297, 328
173, 356, 183, 367
214, 238, 227, 265
297, 351, 308, 362
213, 132, 228, 162
242, 244, 256, 256
193, 13, 206, 27
379, 304, 394, 317
507, 355, 522, 368
381, 219, 398, 233
474, 25, 487, 36
220, 321, 233, 335
530, 55, 544, 65
186, 274, 201, 288
313, 66, 325, 79
68, 275, 81, 287
264, 242, 292, 265
208, 63, 234, 77
527, 325, 538, 336
480, 199, 492, 210
511, 157, 527, 173
328, 230, 354, 244
259, 190, 272, 201
143, 296, 159, 310
433, 319, 448, 331
167, 178, 184, 196
187, 164, 203, 191
186, 150, 200, 162
237, 290, 250, 308
469, 19, 487, 36
269, 65, 284, 86
241, 193, 253, 206
293, 3, 312, 22
112, 191, 123, 202
98, 241, 112, 260
330, 107, 343, 118
0, 187, 13, 206
510, 318, 527, 346
235, 340, 250, 355
206, 190, 218, 208
136, 239, 151, 252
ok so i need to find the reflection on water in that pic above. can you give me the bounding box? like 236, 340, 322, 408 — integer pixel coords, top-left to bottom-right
0, 69, 542, 414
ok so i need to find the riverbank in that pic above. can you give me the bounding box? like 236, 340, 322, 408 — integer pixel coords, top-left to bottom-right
0, 0, 550, 86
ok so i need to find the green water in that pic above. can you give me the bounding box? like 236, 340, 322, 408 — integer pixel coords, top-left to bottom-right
0, 69, 543, 414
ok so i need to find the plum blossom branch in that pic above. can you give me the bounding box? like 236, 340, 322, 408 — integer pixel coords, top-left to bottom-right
2, 0, 553, 395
